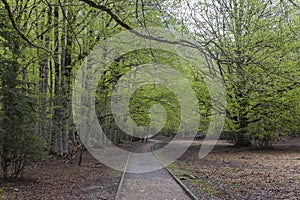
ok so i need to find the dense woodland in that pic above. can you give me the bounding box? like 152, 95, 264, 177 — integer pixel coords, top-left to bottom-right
0, 0, 299, 179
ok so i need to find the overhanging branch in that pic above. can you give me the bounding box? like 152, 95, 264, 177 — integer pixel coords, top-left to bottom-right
79, 0, 206, 53
79, 0, 132, 30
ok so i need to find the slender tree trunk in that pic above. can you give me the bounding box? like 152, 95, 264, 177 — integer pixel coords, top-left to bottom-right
61, 2, 73, 155
51, 4, 63, 155
38, 46, 48, 140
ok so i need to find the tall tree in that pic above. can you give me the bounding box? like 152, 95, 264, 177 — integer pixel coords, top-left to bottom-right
178, 0, 300, 146
0, 7, 42, 178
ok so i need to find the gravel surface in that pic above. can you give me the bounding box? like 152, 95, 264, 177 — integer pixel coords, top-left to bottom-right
118, 140, 191, 200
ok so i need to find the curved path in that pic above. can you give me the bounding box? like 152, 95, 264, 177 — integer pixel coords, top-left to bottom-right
116, 140, 191, 200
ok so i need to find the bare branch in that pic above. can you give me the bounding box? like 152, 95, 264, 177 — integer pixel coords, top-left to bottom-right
79, 0, 132, 30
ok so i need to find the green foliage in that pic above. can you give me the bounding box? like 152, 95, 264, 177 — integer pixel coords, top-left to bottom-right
0, 7, 43, 179
0, 88, 43, 177
96, 49, 211, 140
180, 0, 300, 146
0, 0, 299, 159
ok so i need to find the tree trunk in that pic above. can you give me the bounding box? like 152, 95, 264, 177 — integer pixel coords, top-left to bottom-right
61, 3, 73, 155
51, 4, 63, 155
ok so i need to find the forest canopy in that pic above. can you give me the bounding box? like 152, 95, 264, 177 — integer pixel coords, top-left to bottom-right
0, 0, 299, 178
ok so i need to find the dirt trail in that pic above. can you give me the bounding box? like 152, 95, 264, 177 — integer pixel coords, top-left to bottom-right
117, 140, 191, 200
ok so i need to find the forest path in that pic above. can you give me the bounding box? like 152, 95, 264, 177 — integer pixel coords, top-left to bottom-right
116, 139, 191, 200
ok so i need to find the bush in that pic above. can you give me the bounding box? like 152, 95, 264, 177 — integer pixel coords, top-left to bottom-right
0, 92, 43, 179
0, 10, 43, 179
248, 121, 276, 148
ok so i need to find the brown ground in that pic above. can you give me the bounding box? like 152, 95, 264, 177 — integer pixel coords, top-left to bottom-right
0, 137, 299, 200
0, 151, 122, 200
168, 136, 300, 200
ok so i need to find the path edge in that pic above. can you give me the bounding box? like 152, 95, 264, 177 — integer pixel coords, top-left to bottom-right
151, 143, 200, 200
114, 143, 143, 200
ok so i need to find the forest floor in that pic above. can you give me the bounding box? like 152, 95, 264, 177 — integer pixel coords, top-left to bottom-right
0, 150, 122, 200
0, 137, 299, 200
166, 136, 300, 200
0, 141, 139, 200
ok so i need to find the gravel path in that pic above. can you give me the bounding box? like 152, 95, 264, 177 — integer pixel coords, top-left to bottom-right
117, 140, 191, 200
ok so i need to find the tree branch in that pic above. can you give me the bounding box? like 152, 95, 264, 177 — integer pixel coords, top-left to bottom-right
79, 0, 206, 54
79, 0, 132, 30
1, 0, 50, 52
287, 0, 300, 8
